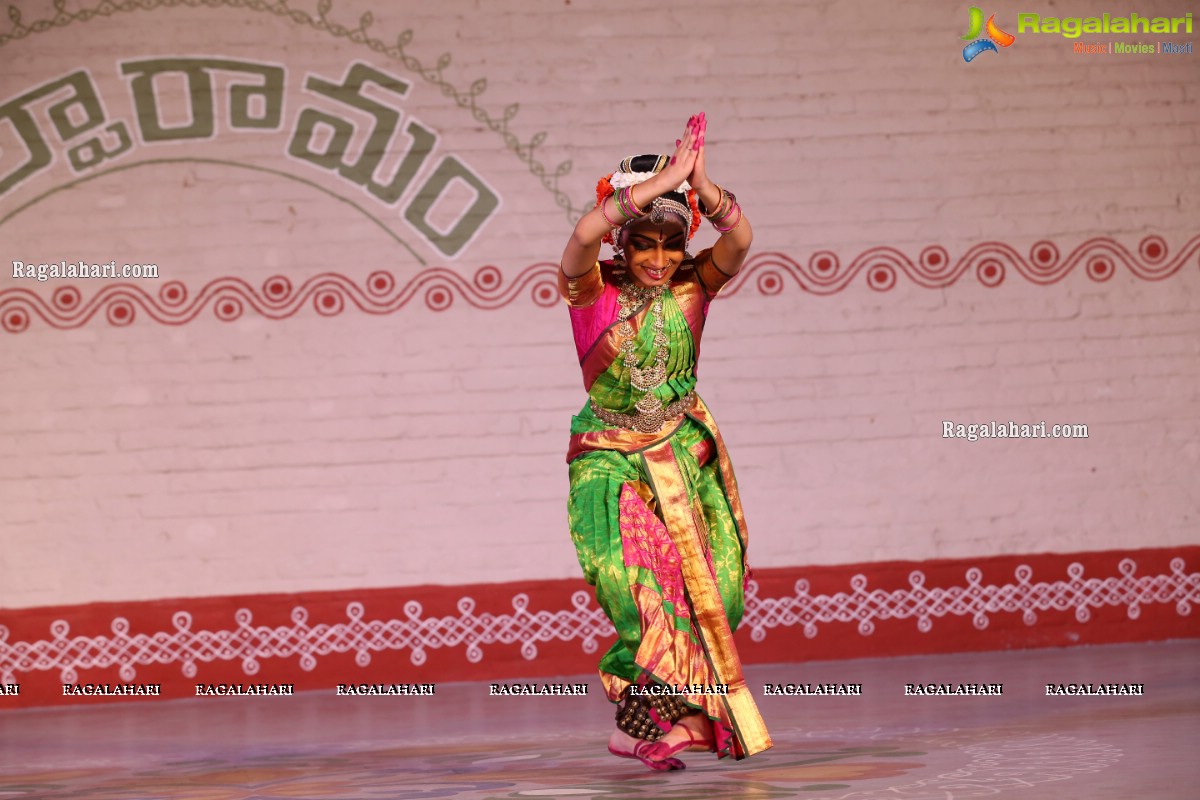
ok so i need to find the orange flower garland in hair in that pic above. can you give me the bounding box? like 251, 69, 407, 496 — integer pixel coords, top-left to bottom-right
686, 189, 701, 241
595, 173, 617, 244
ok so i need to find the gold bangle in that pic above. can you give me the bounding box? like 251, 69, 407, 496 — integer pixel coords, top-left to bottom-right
630, 186, 644, 215
699, 184, 725, 218
599, 197, 620, 227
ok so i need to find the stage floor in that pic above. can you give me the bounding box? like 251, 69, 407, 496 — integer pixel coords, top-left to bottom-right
1, 639, 1196, 799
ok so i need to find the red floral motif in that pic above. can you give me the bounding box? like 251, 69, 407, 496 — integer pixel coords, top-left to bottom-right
618, 483, 688, 615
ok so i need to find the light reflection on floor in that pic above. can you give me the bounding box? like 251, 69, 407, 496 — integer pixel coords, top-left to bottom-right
0, 639, 1195, 799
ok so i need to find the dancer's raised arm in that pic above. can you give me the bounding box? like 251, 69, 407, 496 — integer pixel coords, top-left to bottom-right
560, 117, 700, 278
686, 113, 753, 279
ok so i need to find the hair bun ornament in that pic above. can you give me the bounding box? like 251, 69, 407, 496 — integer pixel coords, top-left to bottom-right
609, 172, 691, 193
596, 153, 698, 242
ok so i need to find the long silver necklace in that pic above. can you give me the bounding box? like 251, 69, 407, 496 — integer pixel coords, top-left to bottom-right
616, 279, 669, 418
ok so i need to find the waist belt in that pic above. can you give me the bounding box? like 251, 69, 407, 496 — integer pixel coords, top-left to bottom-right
589, 392, 696, 433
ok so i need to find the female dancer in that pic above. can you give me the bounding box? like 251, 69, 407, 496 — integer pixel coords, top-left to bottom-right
557, 113, 772, 770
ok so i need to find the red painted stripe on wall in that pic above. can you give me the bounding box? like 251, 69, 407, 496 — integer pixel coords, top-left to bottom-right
1, 546, 1195, 708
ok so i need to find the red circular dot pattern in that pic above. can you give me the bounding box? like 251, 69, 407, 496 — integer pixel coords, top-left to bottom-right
160, 282, 187, 305
314, 290, 344, 316
53, 287, 80, 310
1087, 258, 1114, 282
1139, 236, 1167, 264
426, 287, 452, 311
214, 297, 243, 322
107, 301, 134, 326
868, 266, 896, 291
0, 244, 1191, 334
474, 266, 502, 291
264, 277, 292, 301
757, 272, 783, 295
367, 271, 395, 297
3, 310, 29, 333
977, 259, 1005, 287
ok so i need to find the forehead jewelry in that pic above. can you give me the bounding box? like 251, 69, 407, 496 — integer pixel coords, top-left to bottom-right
647, 196, 691, 228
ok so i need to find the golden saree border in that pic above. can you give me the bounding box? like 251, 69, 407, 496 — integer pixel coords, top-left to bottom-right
600, 670, 631, 703
667, 265, 707, 351
571, 396, 770, 757
628, 584, 732, 724
566, 416, 685, 463
577, 275, 653, 392
685, 397, 750, 560
641, 440, 772, 758
580, 326, 622, 393
567, 394, 750, 580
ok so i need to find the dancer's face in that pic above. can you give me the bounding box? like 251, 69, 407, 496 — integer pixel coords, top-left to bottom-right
621, 218, 687, 288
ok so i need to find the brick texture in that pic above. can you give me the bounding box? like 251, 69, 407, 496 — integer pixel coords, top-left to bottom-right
0, 0, 1196, 608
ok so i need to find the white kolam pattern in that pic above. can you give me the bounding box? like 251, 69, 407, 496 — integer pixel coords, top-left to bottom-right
0, 558, 1195, 683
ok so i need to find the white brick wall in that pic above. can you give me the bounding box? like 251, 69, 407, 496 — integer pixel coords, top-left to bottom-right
0, 0, 1197, 608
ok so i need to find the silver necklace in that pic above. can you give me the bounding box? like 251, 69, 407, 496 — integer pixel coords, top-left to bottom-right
616, 279, 670, 417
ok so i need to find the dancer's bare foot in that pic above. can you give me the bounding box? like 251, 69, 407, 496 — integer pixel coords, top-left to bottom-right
607, 727, 685, 771
644, 712, 714, 759
683, 714, 714, 751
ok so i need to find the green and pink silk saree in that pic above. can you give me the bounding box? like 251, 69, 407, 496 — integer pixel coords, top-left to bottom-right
558, 253, 773, 760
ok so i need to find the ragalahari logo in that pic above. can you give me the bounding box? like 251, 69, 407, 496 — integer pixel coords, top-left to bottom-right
961, 7, 1016, 61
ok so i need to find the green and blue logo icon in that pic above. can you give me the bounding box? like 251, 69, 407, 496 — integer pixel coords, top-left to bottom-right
961, 7, 1016, 61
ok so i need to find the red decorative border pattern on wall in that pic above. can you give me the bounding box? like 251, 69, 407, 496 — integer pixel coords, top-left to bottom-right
2, 235, 1196, 332
0, 547, 1195, 707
